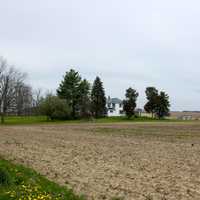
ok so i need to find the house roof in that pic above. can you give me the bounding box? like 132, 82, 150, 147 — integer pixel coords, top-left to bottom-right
107, 97, 122, 104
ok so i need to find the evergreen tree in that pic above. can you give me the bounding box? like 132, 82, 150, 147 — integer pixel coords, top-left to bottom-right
78, 79, 91, 118
57, 69, 81, 119
123, 87, 139, 119
144, 87, 158, 118
154, 91, 170, 119
91, 76, 106, 118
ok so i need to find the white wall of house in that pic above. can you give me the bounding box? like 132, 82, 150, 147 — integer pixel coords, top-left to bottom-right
107, 102, 124, 117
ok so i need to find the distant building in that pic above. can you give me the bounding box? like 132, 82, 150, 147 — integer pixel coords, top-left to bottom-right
135, 108, 143, 117
106, 96, 143, 117
177, 115, 193, 120
107, 97, 124, 117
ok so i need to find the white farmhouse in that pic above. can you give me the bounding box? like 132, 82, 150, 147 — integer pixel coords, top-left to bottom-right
107, 97, 124, 117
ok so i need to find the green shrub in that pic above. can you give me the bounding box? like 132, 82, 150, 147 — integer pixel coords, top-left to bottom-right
111, 197, 124, 200
39, 94, 71, 120
0, 167, 11, 186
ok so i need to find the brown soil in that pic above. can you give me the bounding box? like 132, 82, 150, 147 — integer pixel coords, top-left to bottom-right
0, 122, 200, 200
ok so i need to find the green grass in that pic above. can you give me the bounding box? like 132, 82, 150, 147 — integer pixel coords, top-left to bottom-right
0, 115, 180, 126
0, 158, 85, 200
1, 116, 78, 125
93, 116, 172, 123
3, 116, 48, 125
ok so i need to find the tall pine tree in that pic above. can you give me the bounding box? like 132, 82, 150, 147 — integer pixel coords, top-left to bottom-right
57, 69, 82, 119
91, 76, 106, 118
78, 79, 91, 118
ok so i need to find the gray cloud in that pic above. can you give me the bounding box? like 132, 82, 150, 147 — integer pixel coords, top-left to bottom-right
0, 0, 200, 110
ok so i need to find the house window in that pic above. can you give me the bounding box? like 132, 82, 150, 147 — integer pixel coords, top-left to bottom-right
119, 110, 124, 114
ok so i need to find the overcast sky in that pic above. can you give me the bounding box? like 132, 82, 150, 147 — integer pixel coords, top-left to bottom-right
0, 0, 200, 111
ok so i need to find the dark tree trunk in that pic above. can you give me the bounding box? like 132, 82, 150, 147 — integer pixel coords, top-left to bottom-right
72, 106, 75, 119
1, 113, 5, 124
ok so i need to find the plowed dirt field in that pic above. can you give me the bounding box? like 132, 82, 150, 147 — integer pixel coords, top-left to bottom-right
0, 122, 200, 200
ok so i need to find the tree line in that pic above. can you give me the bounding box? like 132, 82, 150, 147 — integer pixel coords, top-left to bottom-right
40, 69, 107, 120
40, 69, 170, 120
0, 57, 170, 123
0, 57, 44, 123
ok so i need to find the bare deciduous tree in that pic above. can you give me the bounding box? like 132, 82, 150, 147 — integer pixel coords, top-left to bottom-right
0, 57, 27, 123
15, 83, 33, 116
33, 88, 43, 115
